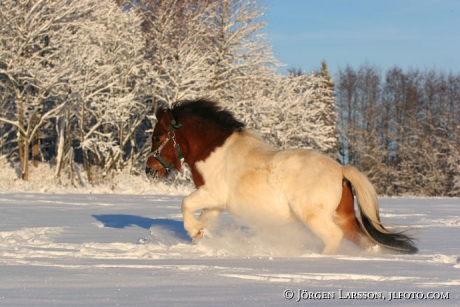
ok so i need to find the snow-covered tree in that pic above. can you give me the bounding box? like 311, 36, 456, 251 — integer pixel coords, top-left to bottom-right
129, 0, 216, 106
317, 61, 338, 156
206, 0, 281, 105
247, 71, 337, 151
0, 0, 150, 182
64, 0, 149, 184
0, 0, 98, 180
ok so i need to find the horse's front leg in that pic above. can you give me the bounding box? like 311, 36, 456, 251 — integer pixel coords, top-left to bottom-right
199, 208, 221, 225
197, 208, 222, 235
181, 188, 220, 239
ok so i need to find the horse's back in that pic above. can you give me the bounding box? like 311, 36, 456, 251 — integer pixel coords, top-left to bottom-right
229, 130, 343, 196
234, 130, 341, 172
270, 148, 342, 207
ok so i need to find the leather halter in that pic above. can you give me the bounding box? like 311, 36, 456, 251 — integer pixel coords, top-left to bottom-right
147, 118, 184, 172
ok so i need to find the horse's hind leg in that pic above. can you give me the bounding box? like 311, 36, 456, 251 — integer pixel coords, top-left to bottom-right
290, 193, 344, 254
334, 179, 374, 249
303, 212, 344, 254
288, 184, 344, 254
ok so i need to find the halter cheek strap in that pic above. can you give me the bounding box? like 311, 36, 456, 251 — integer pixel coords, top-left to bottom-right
147, 118, 184, 172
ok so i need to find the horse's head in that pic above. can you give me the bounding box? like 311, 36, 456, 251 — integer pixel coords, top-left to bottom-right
145, 99, 245, 183
145, 107, 184, 180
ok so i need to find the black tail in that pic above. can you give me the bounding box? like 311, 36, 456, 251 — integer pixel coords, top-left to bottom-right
342, 166, 418, 254
360, 209, 418, 254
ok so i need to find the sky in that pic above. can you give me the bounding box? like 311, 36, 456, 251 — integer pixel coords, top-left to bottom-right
264, 0, 460, 76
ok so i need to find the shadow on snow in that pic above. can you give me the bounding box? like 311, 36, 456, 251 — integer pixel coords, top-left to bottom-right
92, 214, 188, 240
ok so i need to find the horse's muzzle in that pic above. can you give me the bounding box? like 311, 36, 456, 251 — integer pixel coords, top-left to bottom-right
145, 166, 159, 180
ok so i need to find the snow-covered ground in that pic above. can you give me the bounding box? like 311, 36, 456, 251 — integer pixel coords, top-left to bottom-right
0, 189, 459, 306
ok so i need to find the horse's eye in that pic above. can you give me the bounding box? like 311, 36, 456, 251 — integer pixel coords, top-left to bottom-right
154, 136, 161, 143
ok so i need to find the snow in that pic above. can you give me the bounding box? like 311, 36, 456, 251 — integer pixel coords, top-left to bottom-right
0, 190, 459, 306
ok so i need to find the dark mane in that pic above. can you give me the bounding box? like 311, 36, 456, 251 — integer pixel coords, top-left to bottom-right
164, 99, 245, 132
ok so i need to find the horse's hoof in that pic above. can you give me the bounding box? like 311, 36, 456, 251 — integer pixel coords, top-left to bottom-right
192, 229, 205, 241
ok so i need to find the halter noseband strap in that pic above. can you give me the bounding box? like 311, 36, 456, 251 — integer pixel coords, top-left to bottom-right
147, 118, 184, 172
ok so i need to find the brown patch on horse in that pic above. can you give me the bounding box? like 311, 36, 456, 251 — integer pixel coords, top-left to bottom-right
178, 115, 236, 188
168, 99, 245, 188
190, 166, 205, 188
334, 179, 373, 249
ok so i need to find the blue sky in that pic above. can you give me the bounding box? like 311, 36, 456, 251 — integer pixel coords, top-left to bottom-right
264, 0, 460, 75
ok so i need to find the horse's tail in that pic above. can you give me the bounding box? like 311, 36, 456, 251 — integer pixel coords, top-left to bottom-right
342, 166, 418, 254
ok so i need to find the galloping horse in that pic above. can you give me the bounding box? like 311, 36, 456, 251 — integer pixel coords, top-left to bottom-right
145, 99, 417, 254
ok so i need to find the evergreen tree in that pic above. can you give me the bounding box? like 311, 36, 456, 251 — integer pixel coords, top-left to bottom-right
318, 61, 338, 158
320, 60, 334, 89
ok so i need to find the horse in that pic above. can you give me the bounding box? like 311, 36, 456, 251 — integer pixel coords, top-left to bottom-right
145, 99, 417, 254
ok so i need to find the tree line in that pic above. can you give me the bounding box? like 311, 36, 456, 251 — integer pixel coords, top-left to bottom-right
336, 64, 460, 196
